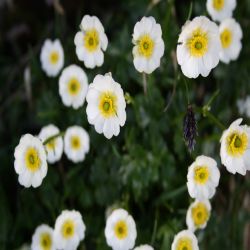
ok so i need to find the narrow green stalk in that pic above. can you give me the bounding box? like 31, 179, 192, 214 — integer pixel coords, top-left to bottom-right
206, 89, 220, 108
184, 78, 190, 105
205, 111, 226, 130
142, 72, 147, 95
187, 1, 193, 20
43, 131, 65, 145
195, 106, 226, 130
150, 209, 158, 246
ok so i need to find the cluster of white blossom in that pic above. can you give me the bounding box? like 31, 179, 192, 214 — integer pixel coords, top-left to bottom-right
14, 124, 89, 188
13, 0, 249, 249
171, 1, 248, 250
31, 210, 85, 250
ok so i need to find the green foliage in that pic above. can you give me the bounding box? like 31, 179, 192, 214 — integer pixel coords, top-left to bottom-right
0, 0, 250, 249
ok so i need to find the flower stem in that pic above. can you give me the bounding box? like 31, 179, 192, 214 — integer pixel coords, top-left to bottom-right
150, 209, 158, 246
204, 110, 226, 130
43, 131, 65, 145
195, 106, 226, 130
206, 89, 220, 108
142, 72, 147, 95
184, 78, 190, 105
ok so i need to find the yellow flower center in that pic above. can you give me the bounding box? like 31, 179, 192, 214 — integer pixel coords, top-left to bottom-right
191, 202, 210, 227
220, 29, 232, 49
46, 139, 56, 151
68, 78, 81, 96
99, 92, 117, 118
187, 29, 208, 58
61, 219, 75, 239
25, 147, 41, 172
70, 136, 81, 150
84, 29, 99, 52
194, 166, 209, 184
226, 131, 248, 157
114, 220, 128, 239
40, 233, 52, 250
176, 237, 193, 250
213, 0, 225, 11
137, 34, 154, 58
49, 51, 59, 65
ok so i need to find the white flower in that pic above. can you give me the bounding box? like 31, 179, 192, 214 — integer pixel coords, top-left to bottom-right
18, 244, 31, 250
206, 0, 236, 22
74, 15, 108, 69
220, 118, 250, 175
187, 155, 220, 200
54, 210, 86, 250
59, 65, 88, 109
86, 73, 126, 139
171, 230, 199, 250
14, 134, 48, 188
64, 126, 90, 163
38, 124, 63, 164
186, 199, 211, 232
219, 18, 243, 64
177, 16, 221, 78
134, 245, 154, 250
237, 98, 246, 115
40, 39, 64, 77
132, 16, 165, 74
105, 208, 137, 250
31, 224, 55, 250
237, 97, 250, 118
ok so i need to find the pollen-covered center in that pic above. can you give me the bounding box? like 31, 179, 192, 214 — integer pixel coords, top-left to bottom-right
194, 166, 209, 184
68, 77, 81, 96
213, 0, 225, 11
46, 139, 56, 151
187, 29, 208, 58
114, 220, 128, 240
220, 29, 232, 49
99, 92, 117, 118
191, 202, 210, 227
70, 135, 81, 150
61, 219, 75, 239
176, 237, 193, 250
138, 34, 154, 58
49, 51, 59, 65
40, 232, 52, 250
25, 147, 41, 172
226, 131, 248, 157
84, 29, 99, 52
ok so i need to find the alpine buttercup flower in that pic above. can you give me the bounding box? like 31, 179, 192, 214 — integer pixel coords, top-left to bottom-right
105, 208, 137, 250
59, 65, 88, 109
177, 16, 221, 78
74, 15, 108, 68
14, 134, 48, 188
220, 118, 250, 175
219, 18, 243, 64
54, 210, 86, 250
38, 124, 63, 164
31, 224, 55, 250
40, 39, 64, 77
206, 0, 236, 22
186, 199, 211, 232
86, 73, 126, 139
132, 16, 164, 74
187, 155, 220, 200
237, 97, 250, 118
171, 230, 199, 250
134, 245, 154, 250
64, 126, 90, 163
